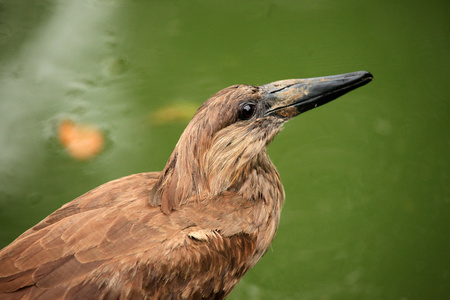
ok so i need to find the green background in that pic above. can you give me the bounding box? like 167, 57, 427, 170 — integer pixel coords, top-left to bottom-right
0, 0, 448, 299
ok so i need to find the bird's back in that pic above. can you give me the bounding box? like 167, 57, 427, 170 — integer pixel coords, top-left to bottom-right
0, 172, 158, 298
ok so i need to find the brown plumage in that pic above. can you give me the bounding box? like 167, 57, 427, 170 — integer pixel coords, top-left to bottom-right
0, 71, 372, 299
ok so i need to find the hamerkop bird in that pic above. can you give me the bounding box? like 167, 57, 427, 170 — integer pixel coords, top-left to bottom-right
0, 71, 372, 299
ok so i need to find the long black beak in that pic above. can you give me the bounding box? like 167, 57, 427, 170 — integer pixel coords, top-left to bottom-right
262, 71, 373, 118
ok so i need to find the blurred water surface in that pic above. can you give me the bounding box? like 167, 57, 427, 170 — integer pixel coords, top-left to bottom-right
0, 1, 449, 299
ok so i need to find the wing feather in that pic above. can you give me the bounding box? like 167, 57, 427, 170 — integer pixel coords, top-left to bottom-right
0, 173, 159, 295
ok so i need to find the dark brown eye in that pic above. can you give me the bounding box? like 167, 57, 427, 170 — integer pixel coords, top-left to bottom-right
239, 103, 256, 120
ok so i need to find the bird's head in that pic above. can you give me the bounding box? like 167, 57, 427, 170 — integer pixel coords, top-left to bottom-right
149, 71, 373, 214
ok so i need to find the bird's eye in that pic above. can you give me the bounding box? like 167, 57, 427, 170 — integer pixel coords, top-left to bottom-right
239, 103, 256, 120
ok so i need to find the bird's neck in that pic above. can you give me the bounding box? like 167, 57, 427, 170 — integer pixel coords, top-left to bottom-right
149, 120, 285, 215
